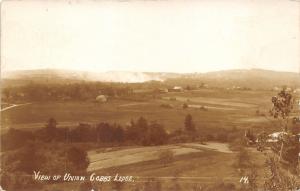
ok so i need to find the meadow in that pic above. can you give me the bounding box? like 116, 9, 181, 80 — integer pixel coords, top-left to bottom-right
1, 89, 277, 132
1, 88, 290, 190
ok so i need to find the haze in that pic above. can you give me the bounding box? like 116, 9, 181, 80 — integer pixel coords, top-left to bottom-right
1, 0, 299, 73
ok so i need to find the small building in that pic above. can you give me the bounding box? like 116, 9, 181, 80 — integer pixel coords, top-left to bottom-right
169, 86, 183, 92
232, 86, 241, 90
197, 83, 208, 89
267, 132, 287, 143
158, 88, 168, 93
293, 88, 300, 93
96, 95, 107, 103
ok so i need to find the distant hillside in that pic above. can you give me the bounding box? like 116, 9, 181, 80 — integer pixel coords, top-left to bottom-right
165, 69, 300, 90
2, 69, 300, 90
1, 69, 180, 86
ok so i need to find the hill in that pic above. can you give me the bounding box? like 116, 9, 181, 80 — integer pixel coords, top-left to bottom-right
165, 69, 300, 90
2, 69, 300, 90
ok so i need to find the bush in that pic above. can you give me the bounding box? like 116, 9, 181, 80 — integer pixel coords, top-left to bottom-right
67, 147, 89, 174
215, 132, 228, 142
182, 103, 188, 109
1, 128, 34, 151
184, 114, 195, 132
142, 122, 168, 146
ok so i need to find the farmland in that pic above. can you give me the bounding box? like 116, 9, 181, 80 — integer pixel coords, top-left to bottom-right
1, 89, 277, 132
1, 86, 299, 191
87, 142, 233, 172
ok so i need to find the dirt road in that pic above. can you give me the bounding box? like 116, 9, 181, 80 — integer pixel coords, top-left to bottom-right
1, 103, 31, 112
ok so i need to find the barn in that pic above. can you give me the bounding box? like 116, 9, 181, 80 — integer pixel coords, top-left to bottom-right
96, 95, 107, 102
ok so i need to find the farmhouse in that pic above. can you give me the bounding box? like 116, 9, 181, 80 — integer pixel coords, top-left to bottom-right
157, 88, 168, 93
266, 131, 300, 143
266, 132, 287, 143
168, 86, 183, 92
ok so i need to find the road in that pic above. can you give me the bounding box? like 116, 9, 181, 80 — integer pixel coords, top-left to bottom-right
0, 103, 31, 112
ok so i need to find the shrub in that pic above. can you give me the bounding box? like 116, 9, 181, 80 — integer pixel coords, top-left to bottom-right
67, 147, 89, 174
182, 103, 188, 109
215, 132, 228, 142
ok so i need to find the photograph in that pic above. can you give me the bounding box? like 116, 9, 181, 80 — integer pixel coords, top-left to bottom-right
1, 0, 300, 190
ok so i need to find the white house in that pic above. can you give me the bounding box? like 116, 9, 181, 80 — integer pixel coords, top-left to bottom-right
267, 132, 287, 143
173, 86, 183, 92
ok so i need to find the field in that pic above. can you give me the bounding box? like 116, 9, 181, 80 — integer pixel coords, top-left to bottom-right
1, 89, 277, 132
1, 88, 292, 190
44, 142, 268, 191
87, 142, 232, 172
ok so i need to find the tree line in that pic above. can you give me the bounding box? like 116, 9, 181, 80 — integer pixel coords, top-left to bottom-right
0, 115, 199, 190
1, 81, 168, 102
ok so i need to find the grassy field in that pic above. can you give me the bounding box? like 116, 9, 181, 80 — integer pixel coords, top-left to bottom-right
1, 89, 277, 133
43, 143, 268, 191
2, 88, 289, 190
87, 142, 232, 172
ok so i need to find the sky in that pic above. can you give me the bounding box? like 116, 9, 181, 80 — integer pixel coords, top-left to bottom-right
1, 0, 299, 73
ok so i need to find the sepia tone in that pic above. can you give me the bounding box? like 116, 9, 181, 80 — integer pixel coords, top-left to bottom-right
1, 0, 300, 191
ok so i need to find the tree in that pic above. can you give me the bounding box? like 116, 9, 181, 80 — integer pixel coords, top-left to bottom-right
46, 118, 57, 129
96, 123, 114, 143
70, 123, 96, 142
1, 128, 34, 151
269, 89, 299, 166
136, 117, 148, 133
264, 156, 298, 191
256, 88, 300, 189
143, 122, 168, 146
67, 147, 89, 174
184, 114, 195, 132
182, 103, 188, 109
245, 129, 256, 145
126, 117, 149, 145
39, 118, 58, 142
114, 125, 125, 143
15, 143, 45, 174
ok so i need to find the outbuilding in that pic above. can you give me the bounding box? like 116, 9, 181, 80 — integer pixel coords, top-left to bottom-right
96, 95, 107, 102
